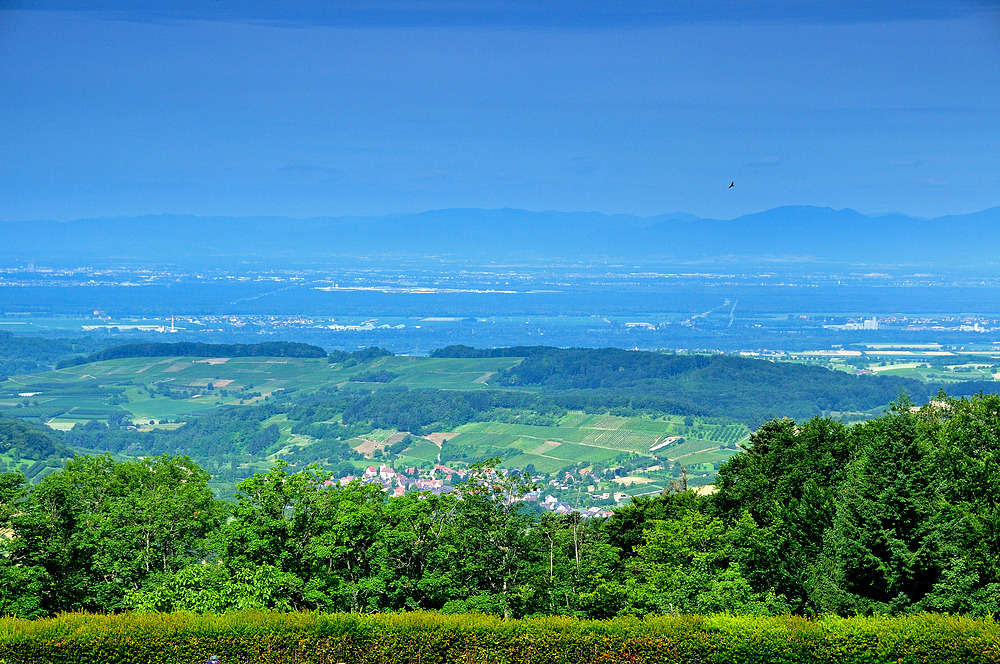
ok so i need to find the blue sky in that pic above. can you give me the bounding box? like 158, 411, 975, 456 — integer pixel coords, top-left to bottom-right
1, 1, 998, 221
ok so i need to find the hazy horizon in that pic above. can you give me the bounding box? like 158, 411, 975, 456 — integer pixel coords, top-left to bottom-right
4, 202, 1000, 226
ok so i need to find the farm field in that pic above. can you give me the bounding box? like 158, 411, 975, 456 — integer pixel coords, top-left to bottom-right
0, 351, 752, 486
0, 355, 524, 426
407, 412, 747, 476
821, 355, 1000, 383
790, 339, 1000, 386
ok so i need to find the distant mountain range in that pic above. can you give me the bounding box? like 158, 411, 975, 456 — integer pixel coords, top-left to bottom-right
3, 206, 999, 267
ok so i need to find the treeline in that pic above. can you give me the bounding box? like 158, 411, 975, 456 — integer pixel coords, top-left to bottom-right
328, 346, 394, 365
59, 340, 328, 367
432, 344, 554, 358
65, 404, 285, 458
61, 402, 364, 485
291, 386, 691, 437
338, 388, 567, 434
348, 370, 399, 383
3, 392, 1000, 619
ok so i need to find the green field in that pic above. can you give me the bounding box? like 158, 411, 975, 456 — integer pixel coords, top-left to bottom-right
398, 412, 747, 475
0, 355, 522, 425
822, 355, 1000, 383
1, 353, 749, 482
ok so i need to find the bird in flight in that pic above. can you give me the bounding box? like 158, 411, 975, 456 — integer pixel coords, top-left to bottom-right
729, 182, 734, 188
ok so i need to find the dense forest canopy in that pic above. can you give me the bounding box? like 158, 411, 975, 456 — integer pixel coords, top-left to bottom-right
3, 392, 1000, 619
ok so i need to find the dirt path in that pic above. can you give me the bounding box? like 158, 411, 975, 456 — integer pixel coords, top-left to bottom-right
669, 446, 720, 461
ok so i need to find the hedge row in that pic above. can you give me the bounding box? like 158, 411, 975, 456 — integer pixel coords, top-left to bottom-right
1, 611, 999, 664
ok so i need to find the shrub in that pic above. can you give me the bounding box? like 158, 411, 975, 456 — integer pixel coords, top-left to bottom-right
1, 611, 999, 664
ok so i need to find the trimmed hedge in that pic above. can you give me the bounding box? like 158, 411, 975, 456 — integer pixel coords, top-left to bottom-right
1, 611, 998, 664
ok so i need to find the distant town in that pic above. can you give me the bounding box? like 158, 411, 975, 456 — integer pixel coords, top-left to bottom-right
328, 462, 616, 519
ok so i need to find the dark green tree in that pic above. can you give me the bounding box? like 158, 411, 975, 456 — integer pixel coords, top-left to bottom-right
823, 398, 945, 613
5, 455, 222, 614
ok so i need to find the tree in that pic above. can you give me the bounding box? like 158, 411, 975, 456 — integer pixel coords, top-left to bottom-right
374, 491, 462, 611
710, 416, 853, 611
6, 455, 223, 614
604, 490, 699, 559
525, 511, 621, 617
635, 508, 789, 615
448, 458, 538, 617
214, 462, 388, 612
925, 393, 1000, 586
823, 398, 945, 613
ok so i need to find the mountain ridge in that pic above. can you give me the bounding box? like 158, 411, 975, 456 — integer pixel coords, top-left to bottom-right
2, 205, 999, 267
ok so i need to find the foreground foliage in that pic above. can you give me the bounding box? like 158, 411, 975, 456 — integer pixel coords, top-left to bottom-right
2, 393, 1000, 619
2, 611, 999, 664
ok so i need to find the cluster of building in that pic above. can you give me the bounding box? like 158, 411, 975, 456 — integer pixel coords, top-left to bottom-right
822, 315, 999, 334
323, 321, 405, 332
328, 463, 466, 497
326, 463, 618, 518
532, 493, 614, 518
824, 317, 880, 331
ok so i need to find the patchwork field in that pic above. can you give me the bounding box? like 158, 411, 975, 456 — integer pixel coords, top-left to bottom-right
2, 352, 749, 481
823, 356, 1000, 383
405, 412, 747, 476
797, 343, 1000, 385
0, 355, 523, 426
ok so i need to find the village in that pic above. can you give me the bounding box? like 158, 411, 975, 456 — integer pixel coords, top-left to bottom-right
327, 462, 616, 519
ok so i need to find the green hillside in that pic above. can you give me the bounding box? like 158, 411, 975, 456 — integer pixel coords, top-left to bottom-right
0, 416, 71, 480
0, 343, 982, 492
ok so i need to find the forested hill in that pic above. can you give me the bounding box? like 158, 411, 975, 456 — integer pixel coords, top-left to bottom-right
0, 415, 71, 461
78, 341, 327, 364
0, 331, 110, 379
435, 345, 935, 425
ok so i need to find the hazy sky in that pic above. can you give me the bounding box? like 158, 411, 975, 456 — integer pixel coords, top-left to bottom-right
1, 1, 998, 221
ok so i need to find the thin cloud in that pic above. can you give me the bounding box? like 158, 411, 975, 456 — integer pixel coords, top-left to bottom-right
4, 0, 996, 28
412, 169, 452, 183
